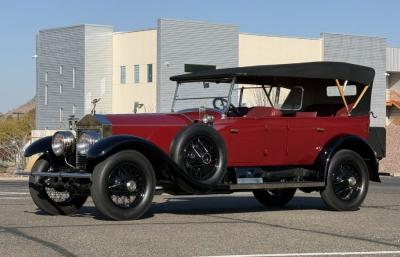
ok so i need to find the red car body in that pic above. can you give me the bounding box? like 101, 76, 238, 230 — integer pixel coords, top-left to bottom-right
105, 111, 369, 167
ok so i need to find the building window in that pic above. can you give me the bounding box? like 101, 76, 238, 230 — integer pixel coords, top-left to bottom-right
72, 67, 76, 88
134, 65, 140, 84
147, 64, 153, 83
45, 72, 48, 82
59, 108, 63, 122
59, 84, 63, 94
72, 104, 76, 114
59, 65, 63, 75
44, 85, 48, 105
120, 66, 126, 84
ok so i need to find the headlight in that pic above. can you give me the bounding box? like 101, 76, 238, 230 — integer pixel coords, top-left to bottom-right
51, 131, 75, 156
76, 131, 101, 155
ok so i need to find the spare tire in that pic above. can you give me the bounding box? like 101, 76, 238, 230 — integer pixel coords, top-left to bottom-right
170, 123, 227, 186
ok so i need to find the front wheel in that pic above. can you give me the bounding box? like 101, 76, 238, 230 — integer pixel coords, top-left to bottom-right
29, 158, 88, 215
320, 149, 369, 211
91, 150, 156, 220
253, 188, 296, 207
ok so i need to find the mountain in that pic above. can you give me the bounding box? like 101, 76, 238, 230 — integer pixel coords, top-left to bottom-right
1, 98, 35, 117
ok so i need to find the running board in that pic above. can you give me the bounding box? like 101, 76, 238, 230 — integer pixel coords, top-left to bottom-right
230, 181, 325, 190
31, 171, 91, 179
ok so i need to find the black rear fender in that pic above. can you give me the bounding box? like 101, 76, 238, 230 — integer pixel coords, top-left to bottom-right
315, 135, 380, 182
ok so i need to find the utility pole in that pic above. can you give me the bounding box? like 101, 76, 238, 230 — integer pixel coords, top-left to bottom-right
13, 112, 23, 120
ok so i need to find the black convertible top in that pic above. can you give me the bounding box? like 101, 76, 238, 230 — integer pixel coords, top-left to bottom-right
170, 62, 375, 86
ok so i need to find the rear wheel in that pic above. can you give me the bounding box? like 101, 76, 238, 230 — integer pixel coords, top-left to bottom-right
29, 158, 88, 215
91, 150, 155, 220
253, 188, 296, 207
320, 149, 369, 211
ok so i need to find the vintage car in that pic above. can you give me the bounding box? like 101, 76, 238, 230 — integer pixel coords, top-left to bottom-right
25, 62, 385, 220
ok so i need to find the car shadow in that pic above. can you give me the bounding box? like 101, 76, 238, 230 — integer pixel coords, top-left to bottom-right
31, 195, 327, 221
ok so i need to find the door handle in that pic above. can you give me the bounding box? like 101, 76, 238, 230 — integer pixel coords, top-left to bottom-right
230, 128, 239, 134
316, 127, 325, 132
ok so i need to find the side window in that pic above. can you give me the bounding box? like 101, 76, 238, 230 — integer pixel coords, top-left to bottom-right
120, 66, 126, 84
278, 87, 303, 111
147, 64, 153, 83
327, 85, 357, 96
134, 65, 140, 83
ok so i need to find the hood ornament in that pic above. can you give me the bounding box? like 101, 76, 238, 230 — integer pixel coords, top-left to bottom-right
91, 98, 101, 115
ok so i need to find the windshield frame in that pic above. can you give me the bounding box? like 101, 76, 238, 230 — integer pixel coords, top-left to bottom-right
171, 77, 236, 114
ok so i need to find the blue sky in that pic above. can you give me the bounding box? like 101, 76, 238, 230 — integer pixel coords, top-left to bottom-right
0, 0, 398, 113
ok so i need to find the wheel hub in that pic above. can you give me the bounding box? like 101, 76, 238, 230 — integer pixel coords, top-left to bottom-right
348, 176, 357, 187
126, 180, 137, 192
202, 153, 212, 164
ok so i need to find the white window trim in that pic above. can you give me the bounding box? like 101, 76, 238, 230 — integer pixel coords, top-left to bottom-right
72, 67, 76, 88
44, 85, 48, 105
59, 108, 63, 122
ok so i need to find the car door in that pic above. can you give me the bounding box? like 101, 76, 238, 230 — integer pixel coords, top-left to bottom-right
286, 116, 323, 165
226, 117, 265, 165
226, 116, 287, 166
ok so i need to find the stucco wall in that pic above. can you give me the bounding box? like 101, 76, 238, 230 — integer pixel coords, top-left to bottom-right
239, 34, 322, 66
112, 30, 157, 113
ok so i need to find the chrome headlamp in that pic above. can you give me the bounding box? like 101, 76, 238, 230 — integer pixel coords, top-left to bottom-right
51, 131, 75, 156
76, 131, 101, 155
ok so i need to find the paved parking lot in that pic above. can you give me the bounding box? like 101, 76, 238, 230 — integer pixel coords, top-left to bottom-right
0, 177, 400, 257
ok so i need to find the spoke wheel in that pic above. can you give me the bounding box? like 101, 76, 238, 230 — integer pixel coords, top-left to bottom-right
321, 149, 369, 211
29, 158, 88, 215
332, 163, 362, 201
183, 136, 220, 181
107, 162, 146, 208
171, 123, 227, 187
91, 150, 155, 220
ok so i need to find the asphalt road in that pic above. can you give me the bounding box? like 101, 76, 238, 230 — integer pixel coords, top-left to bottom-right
0, 177, 400, 257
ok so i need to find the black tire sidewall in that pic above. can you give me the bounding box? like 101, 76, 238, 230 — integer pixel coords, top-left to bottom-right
29, 158, 88, 215
253, 188, 296, 207
91, 150, 155, 220
171, 123, 227, 185
321, 149, 369, 211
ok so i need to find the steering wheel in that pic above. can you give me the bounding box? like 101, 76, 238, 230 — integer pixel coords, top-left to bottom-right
212, 97, 238, 115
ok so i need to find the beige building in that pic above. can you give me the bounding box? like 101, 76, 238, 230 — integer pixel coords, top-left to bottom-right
112, 29, 157, 113
109, 31, 324, 114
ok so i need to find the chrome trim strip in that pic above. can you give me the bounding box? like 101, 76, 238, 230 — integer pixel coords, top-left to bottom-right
31, 171, 91, 179
229, 181, 325, 190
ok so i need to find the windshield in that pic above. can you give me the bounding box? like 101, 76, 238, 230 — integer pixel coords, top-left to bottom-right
171, 81, 303, 113
172, 81, 237, 112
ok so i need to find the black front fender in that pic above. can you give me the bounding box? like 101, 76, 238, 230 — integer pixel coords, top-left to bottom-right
24, 136, 52, 157
315, 135, 380, 182
86, 135, 217, 193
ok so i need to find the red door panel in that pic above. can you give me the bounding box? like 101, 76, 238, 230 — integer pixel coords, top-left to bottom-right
287, 117, 323, 165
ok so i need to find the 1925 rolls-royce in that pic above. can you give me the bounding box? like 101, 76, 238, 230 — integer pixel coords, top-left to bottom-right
25, 62, 385, 220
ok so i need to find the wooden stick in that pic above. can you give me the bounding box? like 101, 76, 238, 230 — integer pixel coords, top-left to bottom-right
335, 79, 349, 113
352, 85, 369, 111
343, 80, 348, 91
